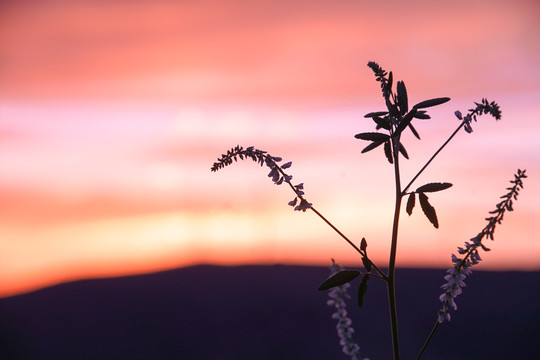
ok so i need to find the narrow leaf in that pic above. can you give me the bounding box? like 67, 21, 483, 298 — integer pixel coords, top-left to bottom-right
419, 193, 439, 228
361, 256, 372, 273
364, 111, 388, 118
413, 111, 431, 120
409, 123, 421, 139
360, 237, 367, 252
394, 109, 417, 136
386, 97, 399, 117
413, 97, 451, 109
386, 71, 393, 93
398, 142, 409, 159
416, 182, 453, 193
357, 275, 369, 308
397, 80, 408, 114
318, 270, 360, 291
406, 193, 415, 215
373, 116, 391, 130
361, 140, 384, 153
354, 132, 390, 142
384, 140, 393, 164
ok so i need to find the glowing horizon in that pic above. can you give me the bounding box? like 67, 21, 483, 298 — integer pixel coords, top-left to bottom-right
1, 0, 539, 298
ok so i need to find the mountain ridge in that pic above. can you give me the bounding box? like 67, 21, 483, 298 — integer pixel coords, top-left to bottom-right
1, 265, 538, 359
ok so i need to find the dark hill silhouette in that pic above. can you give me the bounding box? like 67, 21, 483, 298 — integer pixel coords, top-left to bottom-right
0, 265, 538, 359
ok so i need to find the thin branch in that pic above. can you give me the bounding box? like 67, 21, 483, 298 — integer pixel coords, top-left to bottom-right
309, 206, 386, 279
416, 321, 440, 360
402, 121, 465, 195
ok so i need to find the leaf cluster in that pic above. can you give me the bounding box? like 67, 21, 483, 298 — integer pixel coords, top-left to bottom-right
357, 62, 450, 163
405, 182, 453, 228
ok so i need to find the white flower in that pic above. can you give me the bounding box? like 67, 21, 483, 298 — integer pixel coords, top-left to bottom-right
438, 254, 472, 323
327, 260, 369, 360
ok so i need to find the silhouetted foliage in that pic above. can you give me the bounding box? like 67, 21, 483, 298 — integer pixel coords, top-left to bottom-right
212, 62, 527, 360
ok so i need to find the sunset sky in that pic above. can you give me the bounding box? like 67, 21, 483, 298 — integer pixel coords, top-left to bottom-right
1, 0, 539, 298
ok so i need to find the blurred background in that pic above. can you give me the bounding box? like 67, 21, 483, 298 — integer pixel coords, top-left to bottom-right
1, 0, 539, 298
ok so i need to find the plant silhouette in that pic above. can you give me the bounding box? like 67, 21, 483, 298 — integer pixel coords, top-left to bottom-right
211, 62, 527, 359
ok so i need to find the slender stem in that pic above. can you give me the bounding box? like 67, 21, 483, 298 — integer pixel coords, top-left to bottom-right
402, 121, 465, 195
388, 136, 403, 360
272, 159, 389, 278
310, 206, 362, 254
416, 321, 440, 360
309, 206, 386, 279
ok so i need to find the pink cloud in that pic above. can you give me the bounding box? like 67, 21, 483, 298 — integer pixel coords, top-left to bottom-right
1, 0, 538, 104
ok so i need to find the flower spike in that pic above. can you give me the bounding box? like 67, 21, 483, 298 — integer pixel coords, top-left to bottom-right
438, 169, 526, 323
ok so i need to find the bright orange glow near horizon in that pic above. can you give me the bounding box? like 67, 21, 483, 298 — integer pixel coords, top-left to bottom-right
1, 0, 539, 298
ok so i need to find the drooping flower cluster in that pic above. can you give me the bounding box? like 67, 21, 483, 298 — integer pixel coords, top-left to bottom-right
454, 98, 502, 133
327, 260, 369, 360
438, 169, 527, 323
287, 183, 313, 212
438, 253, 475, 323
211, 145, 273, 172
211, 145, 312, 211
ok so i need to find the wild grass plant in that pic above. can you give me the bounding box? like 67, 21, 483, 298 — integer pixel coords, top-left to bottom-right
211, 62, 527, 359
